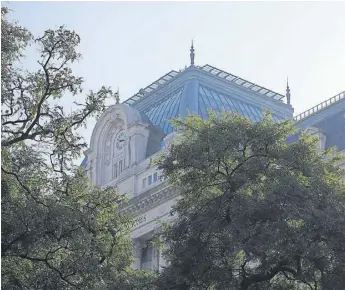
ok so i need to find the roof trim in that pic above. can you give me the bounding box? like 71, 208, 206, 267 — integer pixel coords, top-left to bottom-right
200, 64, 285, 101
123, 70, 180, 106
122, 64, 287, 107
294, 91, 345, 122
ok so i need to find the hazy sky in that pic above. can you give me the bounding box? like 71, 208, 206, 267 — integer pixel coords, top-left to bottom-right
7, 1, 345, 152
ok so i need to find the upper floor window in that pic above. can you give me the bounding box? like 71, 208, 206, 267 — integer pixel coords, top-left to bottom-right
112, 163, 118, 179
111, 158, 126, 181
119, 160, 123, 173
141, 171, 162, 191
153, 172, 158, 182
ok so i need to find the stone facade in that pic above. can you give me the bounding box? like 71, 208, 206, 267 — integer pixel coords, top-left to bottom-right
84, 60, 345, 271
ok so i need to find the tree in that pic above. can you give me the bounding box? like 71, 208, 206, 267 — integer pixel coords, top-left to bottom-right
1, 7, 155, 289
156, 112, 345, 290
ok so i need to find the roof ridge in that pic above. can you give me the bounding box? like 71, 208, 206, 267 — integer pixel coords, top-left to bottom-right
123, 63, 289, 107
199, 64, 285, 101
123, 70, 180, 106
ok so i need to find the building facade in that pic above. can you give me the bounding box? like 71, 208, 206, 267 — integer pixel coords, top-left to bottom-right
82, 49, 345, 271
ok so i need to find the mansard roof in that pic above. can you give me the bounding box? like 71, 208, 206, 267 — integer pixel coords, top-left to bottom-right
123, 64, 293, 135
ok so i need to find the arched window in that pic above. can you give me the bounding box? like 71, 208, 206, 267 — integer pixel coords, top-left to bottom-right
112, 163, 118, 179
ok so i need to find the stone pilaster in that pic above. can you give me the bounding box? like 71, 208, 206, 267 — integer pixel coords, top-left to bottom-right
158, 235, 167, 272
132, 239, 142, 270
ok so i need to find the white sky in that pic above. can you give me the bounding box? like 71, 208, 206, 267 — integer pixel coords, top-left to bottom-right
7, 1, 345, 157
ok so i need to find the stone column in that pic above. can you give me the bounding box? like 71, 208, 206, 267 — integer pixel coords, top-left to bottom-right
158, 235, 167, 272
132, 239, 142, 270
151, 227, 166, 272
151, 242, 159, 271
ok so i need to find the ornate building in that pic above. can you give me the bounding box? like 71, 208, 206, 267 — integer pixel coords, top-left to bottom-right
82, 46, 345, 271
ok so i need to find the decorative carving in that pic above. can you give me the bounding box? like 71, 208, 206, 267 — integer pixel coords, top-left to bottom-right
104, 127, 117, 165
162, 132, 178, 153
190, 40, 195, 66
120, 185, 179, 216
134, 215, 147, 227
128, 136, 132, 166
147, 157, 153, 169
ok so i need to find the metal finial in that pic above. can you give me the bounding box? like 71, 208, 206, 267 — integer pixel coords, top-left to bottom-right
190, 40, 195, 66
286, 78, 291, 105
115, 87, 120, 104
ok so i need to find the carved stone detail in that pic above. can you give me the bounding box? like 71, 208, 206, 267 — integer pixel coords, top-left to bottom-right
119, 185, 179, 216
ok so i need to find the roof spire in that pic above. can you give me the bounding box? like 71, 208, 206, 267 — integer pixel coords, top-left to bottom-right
286, 78, 291, 105
190, 40, 195, 66
115, 87, 120, 104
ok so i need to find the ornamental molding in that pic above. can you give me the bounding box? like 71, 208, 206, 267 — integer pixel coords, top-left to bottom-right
88, 104, 147, 156
119, 182, 179, 216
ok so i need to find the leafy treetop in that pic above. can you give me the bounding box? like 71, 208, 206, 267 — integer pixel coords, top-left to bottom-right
156, 111, 345, 290
1, 7, 155, 290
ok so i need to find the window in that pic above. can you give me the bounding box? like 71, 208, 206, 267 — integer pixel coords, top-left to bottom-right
114, 163, 118, 178
153, 172, 158, 183
112, 163, 117, 179
148, 175, 152, 185
142, 178, 147, 189
119, 160, 123, 173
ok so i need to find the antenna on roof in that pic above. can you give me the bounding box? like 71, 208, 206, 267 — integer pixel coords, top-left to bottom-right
286, 78, 291, 105
190, 40, 195, 66
115, 87, 120, 104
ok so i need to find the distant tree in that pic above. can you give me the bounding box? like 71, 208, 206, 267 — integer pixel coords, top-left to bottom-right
156, 112, 345, 290
1, 7, 155, 289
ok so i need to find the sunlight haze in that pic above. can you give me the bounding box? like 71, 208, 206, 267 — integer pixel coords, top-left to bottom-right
8, 1, 345, 156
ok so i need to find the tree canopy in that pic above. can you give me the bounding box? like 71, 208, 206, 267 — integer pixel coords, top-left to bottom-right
1, 7, 154, 289
156, 112, 345, 290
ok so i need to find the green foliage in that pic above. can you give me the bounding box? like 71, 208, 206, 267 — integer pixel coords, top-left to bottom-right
156, 112, 345, 290
1, 7, 155, 289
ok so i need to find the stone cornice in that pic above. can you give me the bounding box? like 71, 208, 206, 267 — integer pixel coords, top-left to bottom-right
119, 181, 178, 216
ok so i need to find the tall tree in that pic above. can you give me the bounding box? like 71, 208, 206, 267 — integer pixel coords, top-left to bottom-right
1, 7, 155, 289
156, 112, 345, 290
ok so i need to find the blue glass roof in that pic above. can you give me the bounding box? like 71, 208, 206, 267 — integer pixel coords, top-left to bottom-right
126, 65, 291, 136
198, 85, 285, 123
135, 81, 287, 136
145, 88, 183, 135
